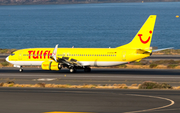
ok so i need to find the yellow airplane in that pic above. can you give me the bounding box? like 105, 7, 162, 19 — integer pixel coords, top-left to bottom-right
5, 15, 172, 72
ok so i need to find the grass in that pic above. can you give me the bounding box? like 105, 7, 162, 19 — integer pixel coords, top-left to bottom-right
66, 84, 71, 86
133, 62, 143, 65
9, 84, 14, 87
0, 83, 4, 86
37, 83, 46, 87
6, 80, 15, 84
0, 49, 17, 54
119, 64, 127, 68
0, 82, 178, 89
139, 81, 172, 89
167, 64, 178, 68
0, 59, 5, 63
149, 63, 158, 68
0, 49, 8, 53
1, 62, 9, 66
154, 60, 180, 65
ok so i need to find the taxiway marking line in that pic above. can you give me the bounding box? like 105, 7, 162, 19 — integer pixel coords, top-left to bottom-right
124, 94, 175, 113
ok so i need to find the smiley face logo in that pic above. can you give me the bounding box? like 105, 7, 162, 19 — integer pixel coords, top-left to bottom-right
138, 30, 152, 44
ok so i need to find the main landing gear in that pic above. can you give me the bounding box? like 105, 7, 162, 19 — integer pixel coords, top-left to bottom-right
69, 67, 91, 73
69, 67, 76, 73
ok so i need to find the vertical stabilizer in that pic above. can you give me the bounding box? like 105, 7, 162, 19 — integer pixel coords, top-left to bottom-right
117, 15, 156, 50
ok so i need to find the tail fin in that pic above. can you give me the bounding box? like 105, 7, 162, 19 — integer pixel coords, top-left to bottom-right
117, 15, 156, 50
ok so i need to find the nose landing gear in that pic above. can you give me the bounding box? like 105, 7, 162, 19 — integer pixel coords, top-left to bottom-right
19, 66, 23, 72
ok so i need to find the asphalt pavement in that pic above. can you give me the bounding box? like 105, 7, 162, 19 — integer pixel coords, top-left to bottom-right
1, 68, 180, 86
0, 88, 179, 113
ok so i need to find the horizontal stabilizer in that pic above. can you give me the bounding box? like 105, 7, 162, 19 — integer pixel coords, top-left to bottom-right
152, 47, 173, 52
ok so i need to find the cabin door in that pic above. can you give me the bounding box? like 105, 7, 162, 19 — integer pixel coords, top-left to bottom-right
18, 50, 23, 60
122, 51, 126, 61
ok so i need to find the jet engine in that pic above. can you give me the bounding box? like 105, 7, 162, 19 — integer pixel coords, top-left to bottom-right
41, 61, 61, 71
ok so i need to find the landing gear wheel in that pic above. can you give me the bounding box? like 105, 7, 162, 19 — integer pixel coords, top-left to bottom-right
69, 68, 76, 73
84, 67, 91, 72
58, 64, 62, 70
19, 68, 23, 72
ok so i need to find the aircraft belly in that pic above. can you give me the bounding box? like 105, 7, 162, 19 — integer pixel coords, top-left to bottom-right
79, 61, 127, 66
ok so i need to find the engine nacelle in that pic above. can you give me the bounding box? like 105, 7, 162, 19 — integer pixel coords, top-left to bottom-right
41, 61, 61, 71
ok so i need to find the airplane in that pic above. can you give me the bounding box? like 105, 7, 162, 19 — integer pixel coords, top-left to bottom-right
5, 15, 173, 73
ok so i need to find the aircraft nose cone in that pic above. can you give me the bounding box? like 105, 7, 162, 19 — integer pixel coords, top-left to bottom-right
6, 56, 9, 62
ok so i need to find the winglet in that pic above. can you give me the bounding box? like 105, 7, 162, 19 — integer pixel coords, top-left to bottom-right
52, 44, 58, 62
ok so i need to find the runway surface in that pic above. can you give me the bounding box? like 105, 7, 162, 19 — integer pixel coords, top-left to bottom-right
1, 67, 180, 86
0, 88, 179, 113
0, 54, 9, 59
144, 55, 180, 60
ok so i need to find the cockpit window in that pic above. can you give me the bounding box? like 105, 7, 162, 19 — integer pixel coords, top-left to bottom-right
11, 53, 15, 56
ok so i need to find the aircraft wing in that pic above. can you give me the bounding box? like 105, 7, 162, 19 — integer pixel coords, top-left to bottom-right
50, 44, 82, 67
57, 57, 82, 67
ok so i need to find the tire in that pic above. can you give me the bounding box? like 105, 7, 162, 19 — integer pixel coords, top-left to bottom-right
58, 64, 62, 70
69, 68, 76, 73
19, 68, 23, 72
